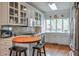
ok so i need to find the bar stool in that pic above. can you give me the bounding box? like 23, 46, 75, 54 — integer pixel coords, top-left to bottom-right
9, 46, 27, 56
32, 33, 46, 56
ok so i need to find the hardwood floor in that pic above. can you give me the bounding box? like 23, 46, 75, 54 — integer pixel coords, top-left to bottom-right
0, 38, 71, 56
45, 43, 71, 56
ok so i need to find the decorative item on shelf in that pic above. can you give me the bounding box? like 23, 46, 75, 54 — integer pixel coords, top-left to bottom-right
23, 7, 27, 11
9, 19, 13, 24
49, 16, 52, 19
30, 18, 33, 26
26, 18, 28, 26
54, 15, 58, 19
32, 19, 36, 26
61, 14, 64, 17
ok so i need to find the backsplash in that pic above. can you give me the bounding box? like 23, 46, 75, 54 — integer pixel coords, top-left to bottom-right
12, 27, 34, 34
1, 25, 42, 35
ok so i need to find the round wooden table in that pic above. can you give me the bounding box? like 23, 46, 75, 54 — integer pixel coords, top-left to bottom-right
12, 36, 40, 43
12, 35, 41, 56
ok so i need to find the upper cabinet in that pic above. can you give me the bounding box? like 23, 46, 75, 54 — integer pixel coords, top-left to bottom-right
0, 2, 44, 29
34, 12, 41, 26
20, 3, 27, 25
9, 2, 19, 24
0, 2, 28, 26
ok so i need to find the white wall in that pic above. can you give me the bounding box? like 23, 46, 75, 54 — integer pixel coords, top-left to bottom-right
0, 3, 2, 29
45, 33, 70, 45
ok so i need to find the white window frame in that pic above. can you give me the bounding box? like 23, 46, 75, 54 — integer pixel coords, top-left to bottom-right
45, 18, 70, 33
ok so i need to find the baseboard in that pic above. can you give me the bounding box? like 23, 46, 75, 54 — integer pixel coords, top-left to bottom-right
45, 42, 70, 47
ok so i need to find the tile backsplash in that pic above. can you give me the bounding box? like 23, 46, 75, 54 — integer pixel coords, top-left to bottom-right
12, 27, 34, 34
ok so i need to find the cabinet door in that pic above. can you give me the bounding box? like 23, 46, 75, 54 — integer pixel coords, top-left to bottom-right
20, 3, 27, 26
9, 2, 19, 24
34, 12, 41, 26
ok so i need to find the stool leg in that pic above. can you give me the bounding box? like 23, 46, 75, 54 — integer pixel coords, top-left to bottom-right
16, 51, 18, 56
9, 50, 12, 56
43, 46, 46, 56
37, 50, 39, 56
19, 52, 21, 56
39, 49, 41, 56
32, 48, 35, 56
24, 50, 27, 56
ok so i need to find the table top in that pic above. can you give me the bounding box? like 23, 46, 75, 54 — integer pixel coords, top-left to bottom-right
12, 35, 40, 43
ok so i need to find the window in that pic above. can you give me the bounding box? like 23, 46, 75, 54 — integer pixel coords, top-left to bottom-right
46, 19, 51, 32
51, 19, 56, 32
57, 19, 62, 32
63, 18, 69, 33
46, 18, 70, 33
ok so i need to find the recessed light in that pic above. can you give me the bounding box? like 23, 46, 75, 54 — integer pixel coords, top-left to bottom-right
48, 3, 57, 10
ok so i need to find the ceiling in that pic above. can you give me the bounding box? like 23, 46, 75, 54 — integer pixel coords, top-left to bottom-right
27, 2, 74, 13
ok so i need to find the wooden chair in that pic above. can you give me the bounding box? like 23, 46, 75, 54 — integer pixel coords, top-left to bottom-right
32, 33, 46, 56
9, 46, 27, 56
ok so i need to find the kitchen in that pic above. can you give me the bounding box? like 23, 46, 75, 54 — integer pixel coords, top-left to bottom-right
0, 2, 77, 56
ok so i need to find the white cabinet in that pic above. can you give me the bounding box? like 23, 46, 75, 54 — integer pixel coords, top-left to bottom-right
34, 12, 41, 26
45, 33, 70, 45
33, 12, 42, 33
0, 2, 28, 26
0, 2, 45, 33
9, 2, 19, 24
19, 3, 28, 25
